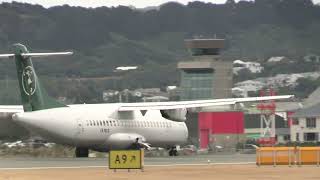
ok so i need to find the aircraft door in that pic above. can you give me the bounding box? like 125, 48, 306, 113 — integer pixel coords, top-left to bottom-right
73, 112, 91, 147
74, 117, 85, 144
76, 118, 84, 135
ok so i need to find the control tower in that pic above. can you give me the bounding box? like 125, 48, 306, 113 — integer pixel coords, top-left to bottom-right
178, 39, 233, 100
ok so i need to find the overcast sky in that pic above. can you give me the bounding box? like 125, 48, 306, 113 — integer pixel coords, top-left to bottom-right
0, 0, 319, 8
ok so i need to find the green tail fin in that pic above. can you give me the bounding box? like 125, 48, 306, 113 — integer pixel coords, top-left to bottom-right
13, 43, 67, 112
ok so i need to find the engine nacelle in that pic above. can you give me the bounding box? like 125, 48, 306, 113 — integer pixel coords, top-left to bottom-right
160, 108, 187, 122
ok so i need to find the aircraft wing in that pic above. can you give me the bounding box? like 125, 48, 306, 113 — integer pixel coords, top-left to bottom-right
118, 95, 294, 111
0, 105, 24, 113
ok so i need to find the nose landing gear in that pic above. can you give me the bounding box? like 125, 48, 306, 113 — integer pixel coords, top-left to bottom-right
75, 147, 89, 157
168, 147, 178, 156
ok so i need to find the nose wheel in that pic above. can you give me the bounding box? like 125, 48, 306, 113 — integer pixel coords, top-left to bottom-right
75, 147, 89, 157
168, 147, 178, 156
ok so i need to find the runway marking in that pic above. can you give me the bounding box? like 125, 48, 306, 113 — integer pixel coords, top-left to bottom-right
0, 162, 255, 170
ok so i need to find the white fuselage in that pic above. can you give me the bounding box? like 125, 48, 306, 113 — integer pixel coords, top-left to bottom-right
12, 104, 188, 151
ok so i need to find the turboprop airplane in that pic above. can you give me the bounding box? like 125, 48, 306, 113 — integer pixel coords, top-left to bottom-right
0, 44, 293, 157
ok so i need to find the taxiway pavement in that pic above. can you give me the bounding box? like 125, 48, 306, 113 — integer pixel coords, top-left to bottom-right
0, 153, 255, 169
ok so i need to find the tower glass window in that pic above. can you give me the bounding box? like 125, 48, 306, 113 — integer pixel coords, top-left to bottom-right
191, 48, 220, 56
180, 69, 214, 100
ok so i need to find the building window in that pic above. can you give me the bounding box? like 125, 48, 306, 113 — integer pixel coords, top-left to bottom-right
283, 135, 290, 141
296, 133, 299, 141
306, 117, 316, 128
292, 118, 299, 125
304, 133, 318, 141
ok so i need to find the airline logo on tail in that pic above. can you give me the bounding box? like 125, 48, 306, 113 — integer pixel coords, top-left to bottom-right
22, 66, 36, 96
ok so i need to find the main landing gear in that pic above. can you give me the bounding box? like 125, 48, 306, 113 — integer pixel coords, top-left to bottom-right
75, 147, 89, 157
168, 147, 178, 156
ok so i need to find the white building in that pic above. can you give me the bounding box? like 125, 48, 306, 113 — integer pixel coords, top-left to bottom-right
290, 103, 320, 142
114, 66, 138, 71
267, 56, 288, 63
233, 60, 264, 74
234, 80, 265, 95
252, 72, 320, 88
231, 87, 246, 97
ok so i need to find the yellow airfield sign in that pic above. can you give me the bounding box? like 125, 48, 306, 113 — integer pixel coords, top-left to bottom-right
109, 150, 144, 169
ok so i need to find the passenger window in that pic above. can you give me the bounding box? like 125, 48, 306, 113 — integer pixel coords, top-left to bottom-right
93, 121, 96, 126
103, 121, 106, 126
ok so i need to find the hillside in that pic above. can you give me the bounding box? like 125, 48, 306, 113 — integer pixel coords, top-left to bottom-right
0, 0, 320, 103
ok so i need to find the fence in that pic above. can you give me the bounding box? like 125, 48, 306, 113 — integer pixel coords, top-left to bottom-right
256, 147, 320, 166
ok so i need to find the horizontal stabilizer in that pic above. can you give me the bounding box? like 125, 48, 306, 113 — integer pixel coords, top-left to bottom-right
21, 52, 73, 58
0, 54, 14, 58
0, 52, 73, 59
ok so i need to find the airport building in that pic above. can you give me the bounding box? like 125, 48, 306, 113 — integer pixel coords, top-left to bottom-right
177, 39, 237, 148
176, 39, 307, 149
198, 112, 245, 150
290, 103, 320, 142
178, 39, 233, 100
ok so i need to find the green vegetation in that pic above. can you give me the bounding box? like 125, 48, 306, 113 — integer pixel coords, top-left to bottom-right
0, 0, 320, 103
0, 145, 75, 158
277, 77, 320, 98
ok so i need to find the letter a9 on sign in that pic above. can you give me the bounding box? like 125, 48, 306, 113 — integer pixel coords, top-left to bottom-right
109, 150, 144, 169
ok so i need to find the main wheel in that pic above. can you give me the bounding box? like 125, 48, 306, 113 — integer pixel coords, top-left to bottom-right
169, 147, 178, 156
169, 150, 174, 156
173, 149, 178, 156
75, 147, 89, 158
